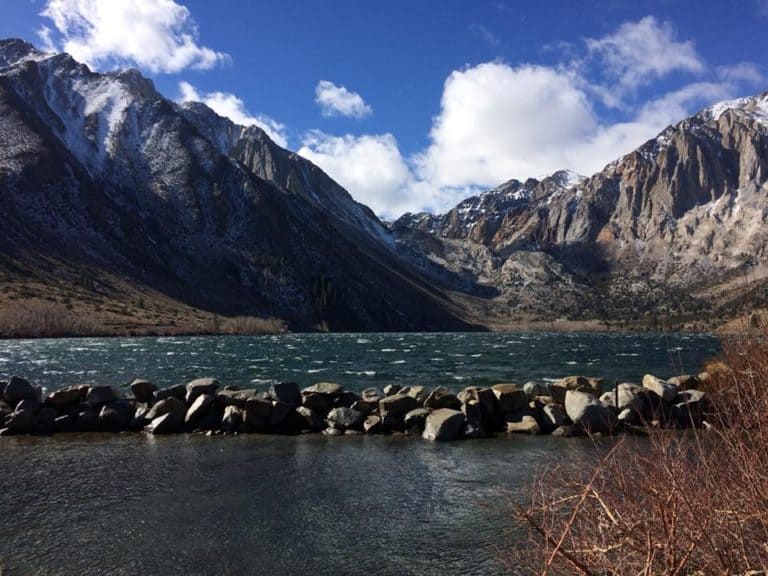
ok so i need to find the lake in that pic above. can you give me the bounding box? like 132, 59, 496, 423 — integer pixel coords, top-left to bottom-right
0, 332, 720, 575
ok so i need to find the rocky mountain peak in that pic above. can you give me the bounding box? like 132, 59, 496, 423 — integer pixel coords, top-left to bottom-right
0, 38, 44, 68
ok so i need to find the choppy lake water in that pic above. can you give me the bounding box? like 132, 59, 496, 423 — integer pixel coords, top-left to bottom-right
0, 332, 720, 575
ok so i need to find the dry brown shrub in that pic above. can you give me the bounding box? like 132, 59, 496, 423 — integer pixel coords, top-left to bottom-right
508, 331, 768, 575
0, 301, 106, 338
218, 315, 287, 335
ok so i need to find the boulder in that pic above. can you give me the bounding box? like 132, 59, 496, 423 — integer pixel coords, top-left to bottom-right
185, 378, 220, 404
46, 385, 88, 407
301, 392, 334, 414
379, 394, 418, 418
295, 407, 325, 431
642, 375, 677, 403
244, 397, 273, 422
667, 375, 701, 390
215, 388, 260, 407
75, 409, 100, 432
323, 427, 343, 436
383, 384, 402, 396
99, 400, 133, 430
4, 409, 37, 434
523, 381, 549, 398
459, 387, 499, 423
221, 406, 243, 432
600, 384, 645, 414
423, 387, 461, 410
145, 396, 185, 421
350, 400, 373, 415
333, 391, 360, 408
4, 376, 38, 407
402, 386, 430, 404
550, 376, 603, 403
302, 382, 343, 397
327, 407, 366, 430
506, 413, 540, 435
0, 381, 6, 399
491, 384, 528, 413
541, 403, 568, 432
16, 398, 41, 413
361, 388, 383, 402
404, 408, 431, 430
551, 425, 581, 438
153, 384, 187, 402
672, 390, 708, 428
271, 401, 293, 427
192, 409, 225, 432
145, 412, 183, 434
422, 409, 466, 441
130, 379, 158, 403
0, 400, 12, 418
564, 390, 617, 434
86, 385, 117, 408
462, 401, 486, 439
185, 393, 214, 425
618, 407, 640, 426
269, 382, 301, 406
130, 403, 152, 430
363, 415, 383, 433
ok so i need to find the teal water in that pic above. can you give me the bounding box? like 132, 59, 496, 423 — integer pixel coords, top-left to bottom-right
0, 331, 719, 393
0, 332, 720, 575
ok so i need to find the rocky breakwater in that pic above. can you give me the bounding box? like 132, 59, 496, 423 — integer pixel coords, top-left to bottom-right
0, 372, 712, 441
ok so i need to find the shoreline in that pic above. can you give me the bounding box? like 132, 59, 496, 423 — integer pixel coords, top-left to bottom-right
1, 372, 711, 441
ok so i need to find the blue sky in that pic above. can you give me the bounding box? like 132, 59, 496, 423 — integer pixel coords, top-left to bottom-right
1, 0, 767, 217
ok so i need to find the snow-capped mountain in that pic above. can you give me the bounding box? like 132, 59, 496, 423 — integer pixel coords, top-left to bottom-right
0, 38, 473, 331
393, 93, 768, 325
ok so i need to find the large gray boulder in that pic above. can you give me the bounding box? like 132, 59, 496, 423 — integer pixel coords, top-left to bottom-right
458, 387, 499, 424
404, 408, 431, 430
506, 411, 540, 435
424, 387, 461, 410
564, 390, 617, 433
244, 397, 273, 421
523, 381, 549, 398
550, 376, 603, 404
4, 409, 37, 434
601, 383, 645, 413
145, 412, 183, 434
491, 384, 528, 413
46, 385, 88, 407
185, 393, 214, 425
302, 382, 343, 397
130, 379, 158, 404
86, 385, 117, 408
402, 386, 430, 405
383, 384, 402, 396
422, 409, 466, 441
75, 409, 100, 432
541, 403, 568, 432
153, 384, 187, 402
301, 392, 334, 414
221, 406, 243, 432
269, 382, 301, 406
462, 401, 486, 439
672, 390, 708, 428
642, 375, 677, 403
379, 394, 418, 418
327, 407, 366, 430
4, 376, 38, 407
295, 407, 325, 431
185, 378, 220, 404
99, 400, 133, 430
667, 375, 701, 390
215, 388, 260, 407
145, 396, 185, 421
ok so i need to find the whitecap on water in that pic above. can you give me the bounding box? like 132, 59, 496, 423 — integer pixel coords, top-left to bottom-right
381, 348, 397, 353
356, 339, 371, 344
390, 360, 406, 364
470, 353, 482, 358
566, 361, 577, 365
344, 370, 376, 377
307, 369, 327, 374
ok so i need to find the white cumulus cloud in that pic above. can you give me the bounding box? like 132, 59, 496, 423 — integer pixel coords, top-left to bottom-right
178, 81, 287, 147
586, 16, 704, 96
315, 80, 372, 119
298, 131, 415, 217
39, 0, 229, 73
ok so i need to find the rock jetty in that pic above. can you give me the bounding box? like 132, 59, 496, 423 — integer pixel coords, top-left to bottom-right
0, 373, 710, 441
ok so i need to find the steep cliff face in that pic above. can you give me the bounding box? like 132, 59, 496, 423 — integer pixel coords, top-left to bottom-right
0, 39, 474, 331
393, 93, 768, 324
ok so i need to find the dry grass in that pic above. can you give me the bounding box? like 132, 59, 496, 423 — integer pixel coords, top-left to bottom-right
0, 301, 107, 338
508, 329, 768, 575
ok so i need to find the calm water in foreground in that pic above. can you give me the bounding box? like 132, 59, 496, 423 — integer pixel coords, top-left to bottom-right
0, 332, 719, 575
